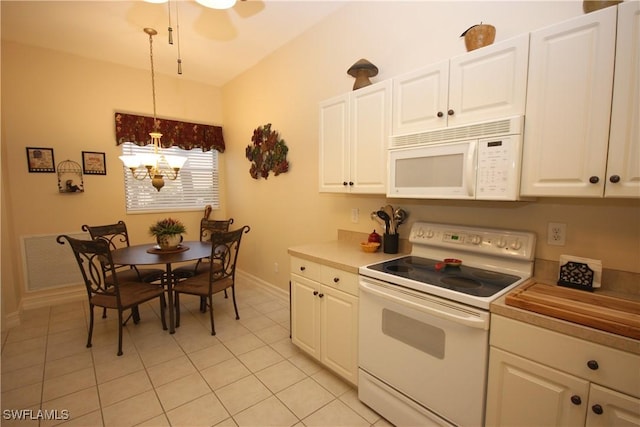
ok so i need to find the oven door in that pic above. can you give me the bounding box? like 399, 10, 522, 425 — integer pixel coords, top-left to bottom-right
387, 139, 477, 199
358, 277, 490, 427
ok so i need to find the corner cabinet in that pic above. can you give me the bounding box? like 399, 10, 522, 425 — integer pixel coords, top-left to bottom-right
521, 4, 640, 198
318, 80, 391, 194
486, 315, 640, 427
392, 34, 529, 135
290, 257, 359, 385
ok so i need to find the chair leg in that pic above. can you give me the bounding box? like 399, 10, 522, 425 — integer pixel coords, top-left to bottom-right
224, 289, 228, 299
132, 306, 140, 324
87, 304, 95, 349
209, 294, 216, 336
200, 297, 206, 313
159, 294, 167, 331
231, 286, 240, 320
117, 310, 124, 356
102, 307, 107, 319
175, 293, 181, 328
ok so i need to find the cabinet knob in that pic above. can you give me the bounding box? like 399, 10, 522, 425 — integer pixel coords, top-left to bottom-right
437, 111, 444, 118
318, 293, 324, 298
592, 404, 604, 415
300, 266, 306, 272
609, 175, 621, 183
349, 181, 354, 186
587, 360, 599, 370
342, 181, 348, 186
570, 395, 582, 405
589, 176, 600, 184
333, 277, 340, 283
447, 109, 454, 116
313, 291, 318, 296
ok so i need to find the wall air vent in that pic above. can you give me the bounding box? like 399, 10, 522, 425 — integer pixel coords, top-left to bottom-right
391, 116, 523, 148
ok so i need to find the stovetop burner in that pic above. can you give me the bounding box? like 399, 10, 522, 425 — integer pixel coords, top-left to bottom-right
366, 256, 521, 298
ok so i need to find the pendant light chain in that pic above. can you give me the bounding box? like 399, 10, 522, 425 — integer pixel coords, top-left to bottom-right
167, 0, 174, 45
147, 28, 159, 131
176, 0, 183, 75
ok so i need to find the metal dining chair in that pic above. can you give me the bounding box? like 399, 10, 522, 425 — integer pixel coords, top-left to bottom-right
173, 218, 234, 279
57, 235, 167, 356
173, 226, 250, 335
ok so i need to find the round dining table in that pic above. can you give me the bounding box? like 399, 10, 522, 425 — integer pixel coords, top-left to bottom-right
111, 240, 212, 334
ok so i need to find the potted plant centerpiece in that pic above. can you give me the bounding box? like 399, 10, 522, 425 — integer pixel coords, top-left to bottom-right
150, 218, 186, 250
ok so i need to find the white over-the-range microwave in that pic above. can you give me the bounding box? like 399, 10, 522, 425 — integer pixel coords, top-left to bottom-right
388, 116, 525, 200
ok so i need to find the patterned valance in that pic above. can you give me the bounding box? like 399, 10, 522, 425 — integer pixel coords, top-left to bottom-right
114, 112, 225, 153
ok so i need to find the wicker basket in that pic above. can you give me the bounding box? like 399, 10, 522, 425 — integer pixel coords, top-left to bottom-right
464, 24, 496, 52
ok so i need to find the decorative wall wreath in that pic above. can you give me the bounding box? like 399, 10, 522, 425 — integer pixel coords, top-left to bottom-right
245, 123, 290, 179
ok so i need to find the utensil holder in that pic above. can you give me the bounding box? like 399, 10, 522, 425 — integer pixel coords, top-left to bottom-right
383, 233, 399, 254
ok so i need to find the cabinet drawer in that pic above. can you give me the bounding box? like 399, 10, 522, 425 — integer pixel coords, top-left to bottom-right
491, 315, 640, 398
290, 257, 322, 282
321, 265, 358, 296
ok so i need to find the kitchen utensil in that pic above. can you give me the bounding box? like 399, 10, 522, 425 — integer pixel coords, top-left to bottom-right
383, 205, 394, 233
376, 210, 391, 234
371, 211, 386, 228
393, 208, 408, 227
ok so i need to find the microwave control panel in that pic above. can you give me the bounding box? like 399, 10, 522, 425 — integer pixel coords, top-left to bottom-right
476, 135, 522, 200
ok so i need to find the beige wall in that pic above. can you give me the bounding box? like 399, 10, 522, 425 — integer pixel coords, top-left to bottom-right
1, 41, 227, 324
2, 1, 639, 327
221, 1, 640, 293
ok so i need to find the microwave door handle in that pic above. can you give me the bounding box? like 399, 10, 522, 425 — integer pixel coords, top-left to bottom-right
465, 141, 477, 197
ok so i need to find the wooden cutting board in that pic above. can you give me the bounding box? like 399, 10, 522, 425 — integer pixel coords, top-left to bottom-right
505, 282, 640, 340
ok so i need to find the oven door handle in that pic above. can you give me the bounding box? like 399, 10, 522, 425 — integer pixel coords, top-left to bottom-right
360, 281, 488, 330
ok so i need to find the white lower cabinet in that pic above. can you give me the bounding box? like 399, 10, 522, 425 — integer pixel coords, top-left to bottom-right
486, 315, 640, 427
290, 257, 359, 385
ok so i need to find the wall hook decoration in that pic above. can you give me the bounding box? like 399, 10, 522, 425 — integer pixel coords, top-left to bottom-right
57, 160, 84, 193
245, 123, 290, 179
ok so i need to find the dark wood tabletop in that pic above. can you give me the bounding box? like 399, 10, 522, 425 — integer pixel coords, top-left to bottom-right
111, 241, 212, 266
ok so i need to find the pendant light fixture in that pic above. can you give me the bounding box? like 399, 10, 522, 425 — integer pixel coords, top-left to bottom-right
119, 28, 187, 192
195, 0, 237, 9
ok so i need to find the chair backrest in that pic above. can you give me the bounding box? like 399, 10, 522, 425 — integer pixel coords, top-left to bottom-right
209, 226, 250, 282
57, 234, 122, 303
200, 218, 234, 242
81, 221, 132, 251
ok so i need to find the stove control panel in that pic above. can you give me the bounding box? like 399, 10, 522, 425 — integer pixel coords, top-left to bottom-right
410, 222, 536, 260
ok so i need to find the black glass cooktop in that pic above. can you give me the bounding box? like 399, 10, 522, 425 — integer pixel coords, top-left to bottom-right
366, 256, 521, 297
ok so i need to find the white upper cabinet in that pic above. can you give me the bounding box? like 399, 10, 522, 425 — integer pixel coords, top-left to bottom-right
520, 7, 618, 197
392, 34, 529, 135
319, 80, 391, 194
605, 1, 640, 198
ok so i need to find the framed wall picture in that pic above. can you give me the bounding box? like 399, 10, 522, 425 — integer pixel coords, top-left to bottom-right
26, 147, 55, 173
82, 151, 106, 175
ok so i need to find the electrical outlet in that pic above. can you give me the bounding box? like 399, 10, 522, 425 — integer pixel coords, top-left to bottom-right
351, 208, 359, 223
547, 222, 567, 246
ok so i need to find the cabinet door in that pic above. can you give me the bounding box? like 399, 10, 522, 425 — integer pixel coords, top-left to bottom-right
449, 34, 529, 127
521, 7, 617, 197
319, 94, 350, 193
320, 285, 359, 385
485, 348, 589, 427
290, 275, 321, 360
350, 80, 391, 194
392, 61, 449, 135
586, 384, 640, 427
606, 1, 640, 198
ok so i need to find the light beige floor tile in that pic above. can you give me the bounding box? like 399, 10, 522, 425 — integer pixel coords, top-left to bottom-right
237, 345, 283, 372
135, 414, 170, 427
48, 318, 85, 335
172, 327, 220, 353
253, 300, 287, 315
44, 351, 94, 380
40, 386, 100, 427
46, 328, 87, 348
210, 320, 252, 343
93, 352, 144, 384
1, 382, 43, 409
1, 335, 47, 358
270, 337, 300, 359
56, 409, 104, 427
264, 308, 290, 326
0, 404, 40, 427
215, 375, 272, 415
301, 399, 369, 427
275, 377, 334, 420
5, 325, 49, 343
253, 324, 289, 345
1, 347, 46, 373
311, 369, 351, 397
233, 395, 298, 427
200, 358, 251, 390
339, 388, 382, 424
214, 417, 239, 427
146, 354, 197, 388
102, 390, 163, 427
238, 315, 277, 333
137, 339, 185, 367
166, 392, 230, 427
287, 352, 323, 377
255, 360, 307, 394
154, 372, 211, 411
1, 363, 44, 392
42, 367, 96, 402
45, 339, 90, 362
188, 341, 234, 371
98, 370, 152, 407
223, 333, 265, 356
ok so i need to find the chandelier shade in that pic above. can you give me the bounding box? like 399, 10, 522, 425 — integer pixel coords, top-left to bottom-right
195, 0, 237, 9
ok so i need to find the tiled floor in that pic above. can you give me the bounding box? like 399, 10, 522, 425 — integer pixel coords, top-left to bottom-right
1, 281, 392, 427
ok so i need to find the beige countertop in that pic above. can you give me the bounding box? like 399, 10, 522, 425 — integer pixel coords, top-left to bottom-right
491, 281, 640, 356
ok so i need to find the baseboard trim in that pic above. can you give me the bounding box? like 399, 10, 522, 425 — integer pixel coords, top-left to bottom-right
236, 269, 288, 302
20, 285, 86, 311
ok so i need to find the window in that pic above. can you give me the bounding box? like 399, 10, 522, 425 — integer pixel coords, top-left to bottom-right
121, 142, 219, 213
